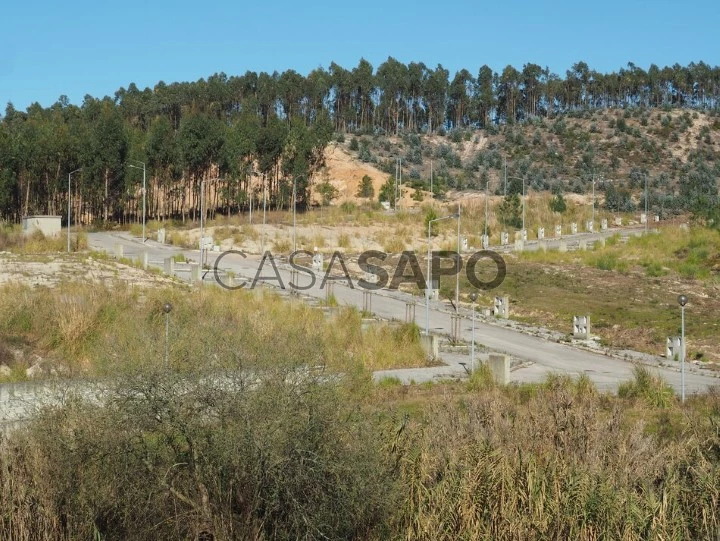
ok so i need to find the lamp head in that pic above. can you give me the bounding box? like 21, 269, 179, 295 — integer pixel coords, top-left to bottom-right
469, 292, 478, 302
162, 302, 172, 314
677, 294, 688, 307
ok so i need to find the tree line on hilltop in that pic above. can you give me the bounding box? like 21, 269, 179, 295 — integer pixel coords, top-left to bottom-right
0, 59, 718, 224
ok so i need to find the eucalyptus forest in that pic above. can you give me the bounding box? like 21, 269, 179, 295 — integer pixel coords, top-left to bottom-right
0, 58, 718, 224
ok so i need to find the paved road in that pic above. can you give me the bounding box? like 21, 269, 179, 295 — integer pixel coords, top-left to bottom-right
87, 230, 719, 395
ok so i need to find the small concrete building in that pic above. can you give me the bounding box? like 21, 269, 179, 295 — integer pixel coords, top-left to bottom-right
22, 215, 62, 237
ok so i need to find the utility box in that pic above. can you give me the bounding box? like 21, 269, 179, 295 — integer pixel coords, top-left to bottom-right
493, 296, 509, 318
666, 336, 682, 360
573, 315, 591, 339
22, 215, 61, 237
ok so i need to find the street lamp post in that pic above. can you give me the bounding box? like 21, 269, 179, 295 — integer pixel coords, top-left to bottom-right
678, 294, 688, 403
484, 180, 489, 241
163, 302, 172, 368
470, 292, 477, 372
262, 173, 267, 253
67, 168, 82, 253
128, 161, 147, 243
425, 212, 460, 335
199, 179, 206, 268
645, 173, 649, 234
456, 204, 461, 314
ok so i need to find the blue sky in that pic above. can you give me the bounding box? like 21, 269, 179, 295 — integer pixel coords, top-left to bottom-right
2, 0, 718, 110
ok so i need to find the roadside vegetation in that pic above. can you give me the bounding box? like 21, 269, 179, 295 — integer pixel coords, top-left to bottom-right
0, 281, 428, 381
0, 363, 718, 539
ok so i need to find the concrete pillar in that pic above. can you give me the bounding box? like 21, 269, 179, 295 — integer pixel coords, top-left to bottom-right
488, 354, 509, 385
555, 224, 562, 238
514, 240, 524, 252
190, 263, 200, 283
405, 302, 416, 324
164, 257, 175, 276
570, 223, 578, 234
539, 241, 547, 252
596, 237, 606, 248
140, 250, 149, 270
500, 231, 509, 245
461, 237, 469, 251
654, 215, 660, 223
481, 235, 489, 249
421, 334, 439, 360
586, 220, 594, 233
114, 243, 124, 259
537, 227, 545, 240
157, 228, 166, 244
640, 213, 647, 224
521, 229, 528, 241
362, 290, 373, 314
558, 241, 567, 253
578, 239, 587, 251
614, 217, 622, 226
600, 219, 608, 231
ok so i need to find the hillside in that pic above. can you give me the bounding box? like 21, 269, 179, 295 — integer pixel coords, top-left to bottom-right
322, 108, 719, 210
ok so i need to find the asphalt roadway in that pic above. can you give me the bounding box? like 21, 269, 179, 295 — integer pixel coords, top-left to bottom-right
87, 229, 719, 394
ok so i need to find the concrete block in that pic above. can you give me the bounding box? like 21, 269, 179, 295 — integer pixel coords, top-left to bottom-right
461, 237, 469, 251
421, 334, 439, 360
666, 336, 682, 360
614, 217, 622, 227
500, 231, 509, 245
140, 250, 149, 270
601, 219, 608, 231
586, 220, 594, 233
488, 354, 509, 385
492, 296, 509, 318
164, 257, 175, 276
190, 263, 200, 283
521, 229, 528, 241
640, 213, 647, 224
570, 222, 578, 234
537, 227, 545, 240
157, 228, 166, 244
654, 215, 660, 223
312, 252, 324, 271
114, 243, 124, 259
578, 239, 587, 251
481, 235, 489, 249
558, 241, 567, 253
573, 315, 591, 339
555, 224, 562, 238
514, 240, 524, 252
